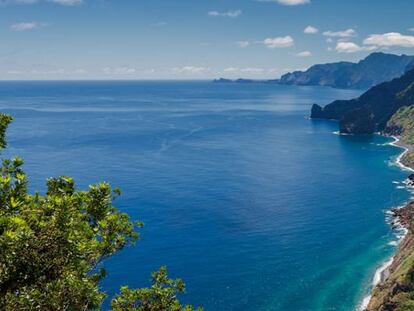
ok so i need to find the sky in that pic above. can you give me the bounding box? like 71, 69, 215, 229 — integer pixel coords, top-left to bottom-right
1, 0, 414, 80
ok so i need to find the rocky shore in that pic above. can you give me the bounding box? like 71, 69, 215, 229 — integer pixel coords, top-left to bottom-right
366, 202, 414, 310
365, 141, 414, 311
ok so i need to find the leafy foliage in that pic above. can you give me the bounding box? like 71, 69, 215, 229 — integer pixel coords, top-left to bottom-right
112, 267, 201, 311
0, 114, 200, 310
387, 105, 414, 145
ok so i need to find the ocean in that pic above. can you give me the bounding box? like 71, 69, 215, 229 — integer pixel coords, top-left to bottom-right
0, 81, 411, 311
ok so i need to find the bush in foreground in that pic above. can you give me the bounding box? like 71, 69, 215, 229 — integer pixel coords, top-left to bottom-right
0, 114, 200, 311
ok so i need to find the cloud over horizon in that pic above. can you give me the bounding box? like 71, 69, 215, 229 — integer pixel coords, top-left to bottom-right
10, 22, 42, 31
323, 28, 357, 38
363, 32, 414, 48
263, 36, 294, 48
335, 42, 377, 53
296, 51, 312, 57
304, 26, 318, 34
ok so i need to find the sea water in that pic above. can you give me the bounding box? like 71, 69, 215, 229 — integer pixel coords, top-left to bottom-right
0, 81, 410, 311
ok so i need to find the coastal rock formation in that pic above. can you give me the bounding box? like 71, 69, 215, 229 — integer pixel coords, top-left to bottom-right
280, 53, 414, 89
214, 53, 414, 89
311, 68, 414, 134
310, 104, 324, 119
366, 203, 414, 311
407, 174, 414, 187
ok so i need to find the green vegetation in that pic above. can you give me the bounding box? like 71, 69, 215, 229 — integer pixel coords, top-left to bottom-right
386, 105, 414, 169
312, 66, 414, 134
387, 105, 414, 145
367, 233, 414, 311
0, 114, 201, 310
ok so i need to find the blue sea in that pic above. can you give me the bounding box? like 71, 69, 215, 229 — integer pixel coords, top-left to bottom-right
0, 81, 411, 311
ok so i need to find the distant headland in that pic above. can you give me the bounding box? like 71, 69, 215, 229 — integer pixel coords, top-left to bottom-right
214, 52, 414, 90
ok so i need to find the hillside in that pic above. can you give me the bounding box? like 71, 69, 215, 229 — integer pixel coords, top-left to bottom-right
311, 68, 414, 134
366, 203, 414, 311
280, 53, 414, 89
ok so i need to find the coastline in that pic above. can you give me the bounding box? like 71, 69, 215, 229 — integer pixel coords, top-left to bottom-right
360, 135, 414, 310
389, 136, 414, 172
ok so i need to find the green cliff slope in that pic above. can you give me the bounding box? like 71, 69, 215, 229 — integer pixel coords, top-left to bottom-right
367, 108, 414, 310
367, 204, 414, 311
311, 68, 414, 134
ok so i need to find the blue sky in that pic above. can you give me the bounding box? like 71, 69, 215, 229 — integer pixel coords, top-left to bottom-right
1, 0, 414, 79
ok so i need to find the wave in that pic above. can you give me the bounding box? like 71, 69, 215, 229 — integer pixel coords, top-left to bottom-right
389, 136, 414, 172
333, 131, 354, 136
357, 136, 412, 310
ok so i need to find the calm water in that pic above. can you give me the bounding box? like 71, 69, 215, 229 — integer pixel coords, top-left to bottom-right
0, 81, 411, 311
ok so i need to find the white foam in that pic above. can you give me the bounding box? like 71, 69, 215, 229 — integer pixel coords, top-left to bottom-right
357, 136, 413, 310
358, 258, 395, 311
358, 295, 372, 311
333, 131, 353, 136
389, 136, 414, 172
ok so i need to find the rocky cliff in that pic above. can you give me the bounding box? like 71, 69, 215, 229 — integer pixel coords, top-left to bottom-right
365, 106, 414, 310
366, 203, 414, 311
311, 68, 414, 134
280, 52, 414, 89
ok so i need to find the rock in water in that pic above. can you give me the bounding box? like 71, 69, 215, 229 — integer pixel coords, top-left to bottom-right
310, 104, 324, 118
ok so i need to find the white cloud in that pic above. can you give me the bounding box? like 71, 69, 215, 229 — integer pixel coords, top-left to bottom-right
173, 66, 211, 74
335, 42, 377, 53
10, 22, 41, 31
323, 28, 356, 38
223, 67, 266, 75
263, 36, 294, 48
335, 42, 361, 53
223, 67, 239, 73
102, 67, 137, 75
304, 26, 318, 34
236, 41, 250, 48
296, 51, 312, 57
258, 0, 310, 6
363, 32, 414, 48
208, 10, 242, 18
239, 67, 265, 74
267, 68, 280, 74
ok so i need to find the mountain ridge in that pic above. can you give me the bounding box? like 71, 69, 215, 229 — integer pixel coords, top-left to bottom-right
214, 53, 414, 90
311, 68, 414, 134
279, 52, 414, 89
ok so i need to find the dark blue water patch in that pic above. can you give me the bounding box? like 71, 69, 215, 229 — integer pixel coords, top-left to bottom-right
0, 81, 409, 310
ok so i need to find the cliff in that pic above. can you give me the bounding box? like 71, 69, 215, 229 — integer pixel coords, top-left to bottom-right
365, 106, 414, 310
366, 203, 414, 311
280, 52, 414, 89
311, 68, 414, 134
